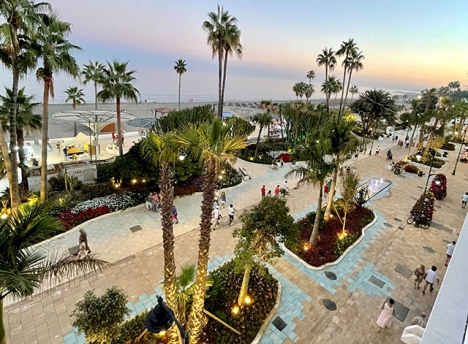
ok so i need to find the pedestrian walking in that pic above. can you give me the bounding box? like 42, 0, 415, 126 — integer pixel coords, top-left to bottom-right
422, 266, 440, 294
375, 146, 380, 155
462, 192, 468, 208
413, 264, 425, 289
261, 185, 266, 198
445, 241, 456, 266
173, 206, 179, 224
283, 180, 289, 191
152, 192, 160, 213
213, 206, 222, 227
220, 191, 226, 209
405, 139, 410, 148
274, 185, 280, 197
79, 228, 91, 253
324, 183, 329, 197
410, 312, 427, 328
228, 204, 235, 226
376, 298, 395, 332
214, 190, 220, 206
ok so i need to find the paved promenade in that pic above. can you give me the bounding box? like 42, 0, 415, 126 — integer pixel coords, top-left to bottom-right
4, 130, 468, 344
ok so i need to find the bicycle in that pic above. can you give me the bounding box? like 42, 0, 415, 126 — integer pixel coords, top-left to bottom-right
407, 215, 431, 229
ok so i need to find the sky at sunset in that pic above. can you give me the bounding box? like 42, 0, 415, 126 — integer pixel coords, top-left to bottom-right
1, 0, 467, 103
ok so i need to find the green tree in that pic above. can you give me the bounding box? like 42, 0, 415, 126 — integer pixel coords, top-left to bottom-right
341, 50, 364, 119
97, 60, 140, 156
252, 112, 272, 158
36, 14, 81, 202
336, 39, 358, 120
0, 0, 49, 209
141, 131, 182, 343
292, 82, 300, 100
176, 119, 247, 342
336, 171, 360, 235
316, 47, 337, 110
349, 85, 359, 101
305, 84, 315, 103
0, 202, 107, 344
233, 197, 296, 305
259, 99, 277, 140
174, 59, 187, 111
306, 70, 315, 85
202, 5, 239, 118
64, 86, 85, 136
221, 23, 242, 116
71, 286, 130, 344
81, 60, 104, 110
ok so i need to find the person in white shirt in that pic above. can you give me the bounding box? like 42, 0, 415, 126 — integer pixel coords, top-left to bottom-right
422, 266, 440, 294
283, 180, 289, 191
228, 204, 235, 226
445, 241, 456, 266
213, 206, 222, 227
410, 312, 427, 328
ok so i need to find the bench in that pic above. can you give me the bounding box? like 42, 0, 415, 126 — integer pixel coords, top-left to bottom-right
239, 168, 251, 180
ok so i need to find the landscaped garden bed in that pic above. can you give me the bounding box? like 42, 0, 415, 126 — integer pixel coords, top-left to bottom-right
286, 206, 375, 267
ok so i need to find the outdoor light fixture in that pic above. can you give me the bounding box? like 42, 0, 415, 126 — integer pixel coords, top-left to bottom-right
415, 152, 422, 161
244, 296, 252, 305
132, 179, 137, 184
231, 305, 240, 315
1, 213, 8, 220
179, 154, 186, 161
145, 296, 188, 344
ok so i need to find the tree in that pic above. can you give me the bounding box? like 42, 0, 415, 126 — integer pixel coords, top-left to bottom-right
71, 286, 130, 344
221, 22, 242, 117
252, 112, 272, 158
259, 99, 277, 140
36, 14, 81, 202
349, 85, 359, 101
98, 60, 140, 156
0, 0, 50, 209
81, 60, 104, 110
316, 47, 337, 110
305, 84, 315, 103
174, 59, 187, 111
233, 197, 296, 306
286, 126, 334, 246
341, 50, 364, 119
336, 39, 358, 120
0, 201, 107, 344
141, 131, 181, 343
336, 171, 360, 235
292, 82, 300, 100
64, 86, 85, 136
0, 87, 41, 191
306, 70, 315, 86
202, 5, 239, 118
176, 119, 247, 342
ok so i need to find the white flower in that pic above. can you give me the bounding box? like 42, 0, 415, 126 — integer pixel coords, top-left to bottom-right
71, 194, 135, 214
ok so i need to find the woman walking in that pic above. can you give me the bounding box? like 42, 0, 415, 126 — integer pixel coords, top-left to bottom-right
220, 191, 226, 209
414, 265, 425, 289
376, 298, 395, 332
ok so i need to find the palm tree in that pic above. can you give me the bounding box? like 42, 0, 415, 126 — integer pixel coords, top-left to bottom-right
0, 201, 107, 344
306, 70, 315, 85
349, 85, 359, 101
97, 60, 140, 156
36, 14, 81, 202
342, 50, 364, 117
177, 119, 247, 342
221, 24, 242, 115
336, 39, 358, 119
305, 84, 315, 103
81, 61, 104, 110
292, 83, 301, 100
202, 5, 239, 118
141, 131, 181, 343
331, 77, 343, 105
64, 87, 85, 136
252, 112, 272, 158
297, 82, 308, 101
0, 0, 50, 209
0, 87, 41, 191
316, 47, 337, 110
174, 59, 187, 111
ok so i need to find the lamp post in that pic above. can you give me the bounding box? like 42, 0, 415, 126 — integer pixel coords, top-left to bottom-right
416, 148, 436, 194
145, 296, 189, 344
452, 125, 467, 175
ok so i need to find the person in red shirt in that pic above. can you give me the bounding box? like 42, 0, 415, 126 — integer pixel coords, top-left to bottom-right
261, 185, 266, 197
324, 184, 329, 197
274, 185, 280, 197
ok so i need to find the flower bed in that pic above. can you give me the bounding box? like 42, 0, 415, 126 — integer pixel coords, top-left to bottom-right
287, 206, 374, 267
59, 206, 111, 231
71, 194, 137, 213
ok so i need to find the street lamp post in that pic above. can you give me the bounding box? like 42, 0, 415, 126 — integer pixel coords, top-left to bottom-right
145, 296, 189, 344
452, 126, 467, 175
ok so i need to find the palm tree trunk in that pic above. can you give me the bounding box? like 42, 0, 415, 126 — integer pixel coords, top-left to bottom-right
0, 298, 6, 344
221, 51, 229, 119
73, 103, 77, 136
254, 126, 263, 158
310, 182, 324, 246
116, 97, 123, 156
0, 128, 14, 204
178, 73, 182, 111
187, 159, 216, 343
17, 129, 28, 190
217, 48, 224, 119
324, 157, 339, 220
342, 70, 353, 119
325, 66, 329, 111
338, 66, 348, 119
160, 163, 179, 344
8, 67, 21, 209
94, 82, 98, 110
40, 80, 50, 202
237, 264, 251, 306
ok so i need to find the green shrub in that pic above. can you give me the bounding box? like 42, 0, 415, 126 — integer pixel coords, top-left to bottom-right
359, 212, 375, 228
81, 183, 115, 199
111, 312, 148, 344
354, 187, 369, 206
96, 162, 115, 182
217, 164, 243, 189
48, 173, 66, 191
334, 232, 360, 257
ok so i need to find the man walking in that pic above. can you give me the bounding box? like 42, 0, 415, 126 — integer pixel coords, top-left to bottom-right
261, 185, 266, 198
422, 266, 440, 294
445, 241, 456, 266
213, 205, 222, 228
462, 192, 468, 209
79, 228, 91, 254
228, 204, 235, 226
283, 180, 289, 191
274, 185, 280, 197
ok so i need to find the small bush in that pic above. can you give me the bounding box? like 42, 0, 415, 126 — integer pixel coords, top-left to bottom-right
403, 163, 420, 174
81, 183, 115, 199
442, 142, 456, 150
96, 162, 115, 182
334, 232, 360, 257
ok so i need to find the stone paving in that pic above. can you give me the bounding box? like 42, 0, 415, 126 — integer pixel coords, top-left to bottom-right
4, 129, 468, 344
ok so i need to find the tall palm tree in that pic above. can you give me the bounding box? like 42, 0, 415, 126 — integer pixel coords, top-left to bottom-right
306, 70, 315, 86
81, 61, 104, 110
221, 24, 242, 114
349, 85, 359, 101
305, 84, 315, 103
0, 201, 107, 344
0, 87, 41, 191
292, 83, 301, 100
64, 87, 85, 136
177, 119, 247, 343
97, 60, 140, 156
316, 47, 337, 110
336, 39, 358, 119
141, 131, 181, 343
342, 50, 364, 118
202, 5, 238, 119
252, 112, 272, 158
36, 14, 81, 202
173, 59, 187, 111
0, 0, 50, 209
